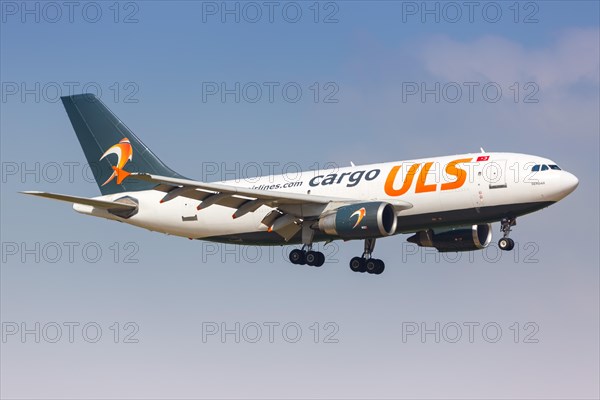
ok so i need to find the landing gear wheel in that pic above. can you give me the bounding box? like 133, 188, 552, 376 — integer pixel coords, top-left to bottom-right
365, 259, 385, 274
306, 251, 320, 266
350, 239, 386, 275
289, 249, 306, 264
499, 217, 516, 251
507, 238, 515, 251
349, 257, 366, 273
366, 259, 379, 274
314, 252, 325, 267
373, 259, 385, 275
498, 237, 515, 251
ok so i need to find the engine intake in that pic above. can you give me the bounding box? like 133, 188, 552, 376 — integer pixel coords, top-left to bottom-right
318, 202, 397, 239
407, 224, 492, 252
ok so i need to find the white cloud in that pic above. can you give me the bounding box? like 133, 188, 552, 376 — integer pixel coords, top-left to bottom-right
420, 28, 600, 90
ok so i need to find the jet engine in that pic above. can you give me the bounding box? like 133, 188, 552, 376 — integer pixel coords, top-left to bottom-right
318, 202, 397, 239
407, 224, 492, 252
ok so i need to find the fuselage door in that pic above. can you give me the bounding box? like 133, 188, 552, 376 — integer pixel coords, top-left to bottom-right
486, 159, 508, 190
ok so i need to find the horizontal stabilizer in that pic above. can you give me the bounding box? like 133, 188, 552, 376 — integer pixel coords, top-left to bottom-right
20, 191, 137, 212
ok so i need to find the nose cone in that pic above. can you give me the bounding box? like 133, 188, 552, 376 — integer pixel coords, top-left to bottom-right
561, 172, 579, 196
551, 172, 579, 202
544, 171, 579, 202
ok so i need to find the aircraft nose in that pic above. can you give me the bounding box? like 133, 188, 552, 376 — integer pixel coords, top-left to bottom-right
561, 171, 579, 195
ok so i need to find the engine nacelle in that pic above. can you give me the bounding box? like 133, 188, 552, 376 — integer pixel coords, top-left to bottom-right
318, 202, 397, 239
407, 224, 492, 252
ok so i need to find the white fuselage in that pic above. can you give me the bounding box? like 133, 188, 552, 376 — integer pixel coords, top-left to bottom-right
73, 152, 579, 243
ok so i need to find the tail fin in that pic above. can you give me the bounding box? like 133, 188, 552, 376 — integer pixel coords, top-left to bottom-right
61, 94, 185, 195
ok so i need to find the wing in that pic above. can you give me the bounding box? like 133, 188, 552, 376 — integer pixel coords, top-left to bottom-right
128, 173, 413, 219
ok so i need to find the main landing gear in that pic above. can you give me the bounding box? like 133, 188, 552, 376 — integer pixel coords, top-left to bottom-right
288, 225, 386, 274
289, 246, 325, 267
498, 217, 516, 251
289, 223, 325, 267
349, 238, 385, 275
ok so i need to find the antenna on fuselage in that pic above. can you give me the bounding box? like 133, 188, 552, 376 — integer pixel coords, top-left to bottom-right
350, 161, 356, 167
480, 147, 486, 153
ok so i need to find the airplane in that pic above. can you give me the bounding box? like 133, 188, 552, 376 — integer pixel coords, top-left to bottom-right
22, 94, 579, 275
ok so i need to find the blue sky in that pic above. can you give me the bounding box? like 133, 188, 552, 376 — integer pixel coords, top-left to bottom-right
1, 1, 599, 399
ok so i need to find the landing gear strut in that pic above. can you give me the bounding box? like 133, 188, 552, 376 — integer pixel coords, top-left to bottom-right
498, 217, 516, 251
349, 238, 385, 275
289, 223, 325, 267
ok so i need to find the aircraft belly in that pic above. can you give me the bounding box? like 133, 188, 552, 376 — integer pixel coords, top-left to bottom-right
202, 201, 555, 245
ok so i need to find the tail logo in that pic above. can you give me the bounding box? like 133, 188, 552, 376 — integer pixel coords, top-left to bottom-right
99, 138, 132, 186
350, 207, 366, 229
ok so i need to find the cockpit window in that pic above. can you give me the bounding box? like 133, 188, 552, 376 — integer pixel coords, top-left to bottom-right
532, 164, 560, 172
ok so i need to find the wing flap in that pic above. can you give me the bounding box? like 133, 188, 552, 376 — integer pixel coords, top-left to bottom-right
153, 184, 249, 209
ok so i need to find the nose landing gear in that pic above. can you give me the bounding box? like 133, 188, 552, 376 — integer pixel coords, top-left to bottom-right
349, 238, 385, 275
498, 217, 516, 251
